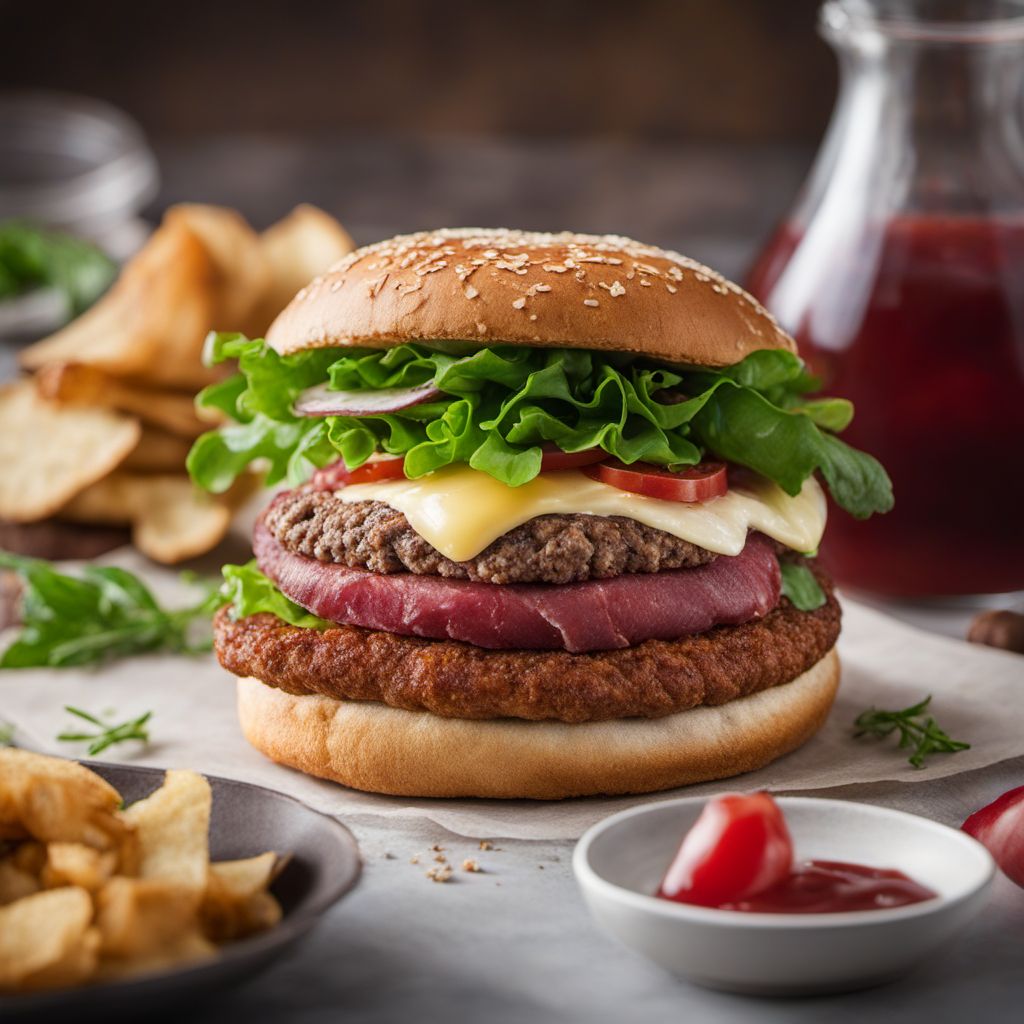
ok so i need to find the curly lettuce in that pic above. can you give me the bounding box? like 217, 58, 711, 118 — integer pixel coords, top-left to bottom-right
220, 561, 330, 629
187, 334, 893, 518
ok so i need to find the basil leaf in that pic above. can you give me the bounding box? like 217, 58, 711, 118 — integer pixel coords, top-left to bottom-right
779, 561, 827, 611
0, 221, 115, 316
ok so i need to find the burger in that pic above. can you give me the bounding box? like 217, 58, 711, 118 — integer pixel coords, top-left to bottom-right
188, 229, 892, 799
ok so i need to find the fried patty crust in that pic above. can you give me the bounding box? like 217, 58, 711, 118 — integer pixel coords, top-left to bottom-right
214, 563, 839, 723
263, 489, 717, 585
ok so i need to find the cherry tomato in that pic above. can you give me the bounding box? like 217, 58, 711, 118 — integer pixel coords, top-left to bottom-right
311, 456, 406, 490
582, 459, 728, 503
658, 792, 794, 907
539, 445, 607, 472
963, 784, 1024, 888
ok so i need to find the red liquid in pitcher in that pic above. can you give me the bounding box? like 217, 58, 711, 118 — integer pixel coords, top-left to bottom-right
748, 216, 1024, 597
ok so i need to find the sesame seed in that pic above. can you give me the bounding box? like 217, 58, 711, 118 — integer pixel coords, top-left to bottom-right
476, 322, 487, 334
583, 298, 599, 308
512, 298, 526, 309
534, 284, 551, 292
529, 313, 538, 321
609, 281, 626, 297
464, 285, 479, 299
666, 284, 677, 294
640, 278, 652, 287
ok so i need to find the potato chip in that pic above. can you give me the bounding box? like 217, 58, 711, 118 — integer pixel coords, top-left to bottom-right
95, 877, 210, 958
20, 218, 218, 390
0, 749, 129, 850
0, 753, 286, 993
59, 472, 255, 565
122, 427, 193, 473
42, 843, 117, 893
252, 204, 355, 331
200, 852, 283, 941
34, 363, 208, 439
0, 382, 140, 523
0, 860, 40, 906
121, 770, 211, 895
0, 887, 98, 993
8, 841, 47, 877
166, 204, 270, 327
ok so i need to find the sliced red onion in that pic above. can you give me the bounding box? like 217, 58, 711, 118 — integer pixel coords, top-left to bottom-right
293, 381, 443, 417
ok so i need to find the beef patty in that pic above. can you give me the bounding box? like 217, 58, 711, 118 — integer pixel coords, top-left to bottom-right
263, 488, 717, 585
214, 561, 840, 723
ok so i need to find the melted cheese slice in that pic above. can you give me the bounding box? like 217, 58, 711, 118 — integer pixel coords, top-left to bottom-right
336, 466, 826, 563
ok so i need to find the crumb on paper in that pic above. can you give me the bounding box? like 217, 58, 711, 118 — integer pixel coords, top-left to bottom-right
383, 852, 395, 860
433, 853, 448, 864
431, 844, 445, 853
479, 840, 498, 851
409, 855, 420, 865
462, 859, 482, 873
426, 864, 453, 884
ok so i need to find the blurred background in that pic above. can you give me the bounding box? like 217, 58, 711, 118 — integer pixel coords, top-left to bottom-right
1, 0, 830, 276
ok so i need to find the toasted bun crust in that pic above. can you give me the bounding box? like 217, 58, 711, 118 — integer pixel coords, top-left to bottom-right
235, 648, 838, 799
266, 228, 795, 368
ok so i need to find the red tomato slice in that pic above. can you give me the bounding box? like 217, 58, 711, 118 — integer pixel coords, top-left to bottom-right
311, 456, 406, 490
582, 459, 728, 502
658, 792, 794, 907
539, 445, 607, 472
963, 784, 1024, 888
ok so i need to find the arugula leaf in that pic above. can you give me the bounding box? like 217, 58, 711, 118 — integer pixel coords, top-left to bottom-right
854, 696, 970, 769
779, 561, 827, 611
0, 221, 116, 316
0, 553, 220, 668
220, 561, 331, 628
187, 335, 894, 518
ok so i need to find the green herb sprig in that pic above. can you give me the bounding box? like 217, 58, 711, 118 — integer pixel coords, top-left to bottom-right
854, 696, 970, 769
57, 706, 152, 756
0, 554, 221, 669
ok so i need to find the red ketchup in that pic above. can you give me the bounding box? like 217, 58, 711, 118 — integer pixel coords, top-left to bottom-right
657, 793, 937, 914
747, 216, 1024, 597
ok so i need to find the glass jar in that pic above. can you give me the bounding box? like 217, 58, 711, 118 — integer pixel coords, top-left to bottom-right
747, 0, 1024, 598
0, 91, 158, 345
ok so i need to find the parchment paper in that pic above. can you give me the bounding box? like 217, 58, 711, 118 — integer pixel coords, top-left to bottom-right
1, 549, 1022, 840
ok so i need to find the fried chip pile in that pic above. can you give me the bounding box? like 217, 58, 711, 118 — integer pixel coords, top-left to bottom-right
3, 204, 354, 564
0, 750, 285, 993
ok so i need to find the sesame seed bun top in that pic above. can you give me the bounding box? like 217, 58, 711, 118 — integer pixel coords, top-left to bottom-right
266, 228, 795, 367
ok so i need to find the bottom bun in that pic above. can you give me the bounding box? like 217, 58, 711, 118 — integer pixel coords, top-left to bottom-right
236, 647, 839, 800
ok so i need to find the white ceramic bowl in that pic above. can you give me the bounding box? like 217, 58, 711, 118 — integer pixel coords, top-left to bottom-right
573, 796, 995, 995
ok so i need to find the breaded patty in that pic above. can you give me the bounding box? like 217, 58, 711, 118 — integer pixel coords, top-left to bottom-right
263, 488, 718, 585
214, 562, 840, 723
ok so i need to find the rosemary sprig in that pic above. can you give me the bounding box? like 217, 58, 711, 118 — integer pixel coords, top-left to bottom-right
57, 706, 153, 756
854, 696, 970, 769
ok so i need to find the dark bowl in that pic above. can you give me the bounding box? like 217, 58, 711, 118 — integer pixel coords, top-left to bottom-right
0, 761, 361, 1021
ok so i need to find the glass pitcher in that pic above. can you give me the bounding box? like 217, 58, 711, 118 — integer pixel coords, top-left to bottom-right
747, 0, 1024, 598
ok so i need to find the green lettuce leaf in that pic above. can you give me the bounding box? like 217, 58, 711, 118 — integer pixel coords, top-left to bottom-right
187, 334, 893, 518
220, 561, 331, 629
779, 561, 827, 611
